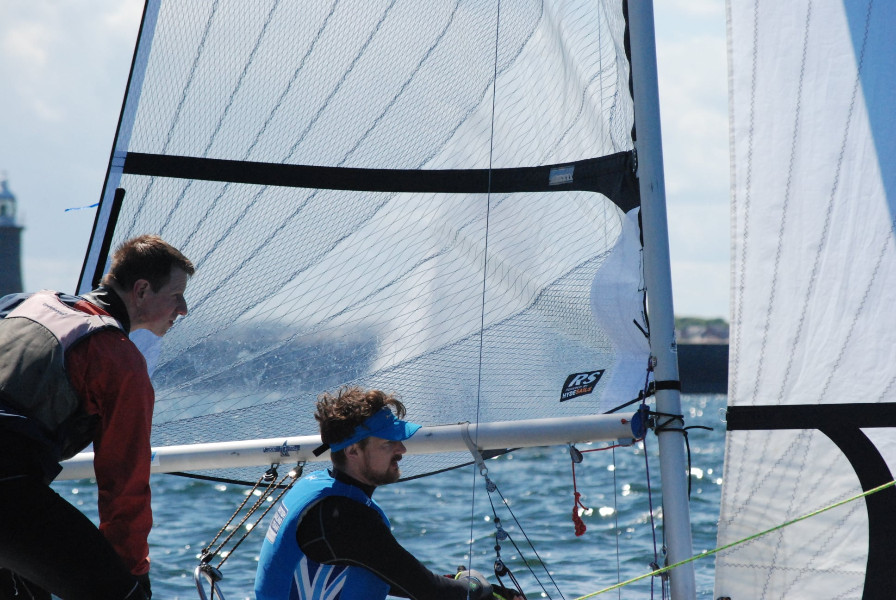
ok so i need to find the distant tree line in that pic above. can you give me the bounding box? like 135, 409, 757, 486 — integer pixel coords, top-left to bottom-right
674, 316, 729, 343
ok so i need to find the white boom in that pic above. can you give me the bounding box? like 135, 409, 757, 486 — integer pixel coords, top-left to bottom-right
57, 412, 640, 480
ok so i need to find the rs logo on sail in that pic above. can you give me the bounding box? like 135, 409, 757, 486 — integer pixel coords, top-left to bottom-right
559, 370, 605, 402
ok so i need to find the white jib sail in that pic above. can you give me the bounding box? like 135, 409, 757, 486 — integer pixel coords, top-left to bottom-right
718, 1, 896, 598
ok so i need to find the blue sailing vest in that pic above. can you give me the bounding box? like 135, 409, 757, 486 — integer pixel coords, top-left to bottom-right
255, 470, 391, 600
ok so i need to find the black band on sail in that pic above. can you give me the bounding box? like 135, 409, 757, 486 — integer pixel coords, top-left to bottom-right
727, 403, 896, 600
121, 151, 640, 213
726, 403, 896, 430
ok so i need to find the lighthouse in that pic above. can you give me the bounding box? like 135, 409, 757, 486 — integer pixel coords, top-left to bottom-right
0, 175, 24, 296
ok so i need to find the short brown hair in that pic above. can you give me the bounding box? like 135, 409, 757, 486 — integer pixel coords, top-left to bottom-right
101, 234, 194, 292
315, 386, 406, 465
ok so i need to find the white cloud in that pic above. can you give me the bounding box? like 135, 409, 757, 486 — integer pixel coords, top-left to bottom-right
0, 2, 143, 125
0, 1, 143, 295
657, 32, 729, 199
2, 22, 51, 69
101, 2, 144, 32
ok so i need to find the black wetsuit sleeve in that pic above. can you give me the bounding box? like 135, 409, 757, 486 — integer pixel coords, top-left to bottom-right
297, 495, 488, 600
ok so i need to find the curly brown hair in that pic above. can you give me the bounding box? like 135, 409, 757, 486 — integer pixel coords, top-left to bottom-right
315, 386, 406, 465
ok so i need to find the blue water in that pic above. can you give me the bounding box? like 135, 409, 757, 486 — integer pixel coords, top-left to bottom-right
52, 395, 726, 599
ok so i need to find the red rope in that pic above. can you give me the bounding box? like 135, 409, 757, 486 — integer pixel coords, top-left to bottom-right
570, 461, 590, 536
568, 440, 643, 537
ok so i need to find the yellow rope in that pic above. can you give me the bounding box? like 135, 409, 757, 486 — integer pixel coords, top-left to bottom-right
573, 479, 896, 599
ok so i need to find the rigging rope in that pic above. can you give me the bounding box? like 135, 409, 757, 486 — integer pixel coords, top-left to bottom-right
567, 358, 678, 599
467, 0, 507, 596
650, 410, 713, 497
638, 422, 667, 600
566, 431, 666, 599
200, 463, 303, 569
194, 463, 303, 600
193, 461, 305, 600
463, 426, 563, 600
640, 359, 666, 599
569, 446, 590, 537
610, 447, 621, 600
572, 479, 896, 598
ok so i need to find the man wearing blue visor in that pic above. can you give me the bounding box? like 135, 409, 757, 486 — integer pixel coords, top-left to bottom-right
255, 386, 522, 600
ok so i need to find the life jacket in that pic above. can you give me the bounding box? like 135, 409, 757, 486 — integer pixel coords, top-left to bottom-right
0, 290, 124, 464
254, 470, 392, 600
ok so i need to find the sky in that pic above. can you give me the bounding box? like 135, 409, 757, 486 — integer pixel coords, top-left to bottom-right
0, 0, 729, 319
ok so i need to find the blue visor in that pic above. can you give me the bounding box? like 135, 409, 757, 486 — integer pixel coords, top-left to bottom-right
328, 407, 422, 452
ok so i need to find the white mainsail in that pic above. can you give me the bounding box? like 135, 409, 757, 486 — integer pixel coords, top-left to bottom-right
718, 1, 896, 598
75, 0, 649, 481
66, 1, 695, 596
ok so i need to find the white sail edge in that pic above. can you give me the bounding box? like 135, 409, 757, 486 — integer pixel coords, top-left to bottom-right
78, 0, 160, 294
57, 413, 639, 480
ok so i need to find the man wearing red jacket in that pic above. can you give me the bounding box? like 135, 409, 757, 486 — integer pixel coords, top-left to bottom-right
0, 234, 194, 600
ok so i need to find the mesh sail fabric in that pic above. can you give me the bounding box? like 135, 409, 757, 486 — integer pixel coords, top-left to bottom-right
132, 187, 645, 482
126, 0, 633, 169
88, 0, 647, 482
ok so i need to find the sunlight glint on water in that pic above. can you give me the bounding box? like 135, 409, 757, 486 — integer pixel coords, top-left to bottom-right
51, 395, 726, 599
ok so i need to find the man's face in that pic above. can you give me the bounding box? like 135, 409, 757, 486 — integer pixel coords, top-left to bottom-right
355, 436, 407, 486
133, 267, 190, 336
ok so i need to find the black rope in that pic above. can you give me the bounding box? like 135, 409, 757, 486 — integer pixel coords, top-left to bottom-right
605, 379, 685, 414
167, 470, 295, 488
637, 430, 666, 599
482, 477, 559, 600
605, 393, 648, 414
650, 413, 713, 497
606, 356, 658, 414
201, 463, 303, 569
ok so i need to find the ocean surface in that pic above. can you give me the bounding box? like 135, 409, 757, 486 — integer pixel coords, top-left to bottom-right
51, 394, 727, 599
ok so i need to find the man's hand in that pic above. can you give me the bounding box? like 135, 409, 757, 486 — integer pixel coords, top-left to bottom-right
492, 584, 524, 600
452, 567, 524, 600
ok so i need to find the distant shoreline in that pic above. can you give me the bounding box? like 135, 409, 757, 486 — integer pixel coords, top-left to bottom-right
675, 316, 728, 345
